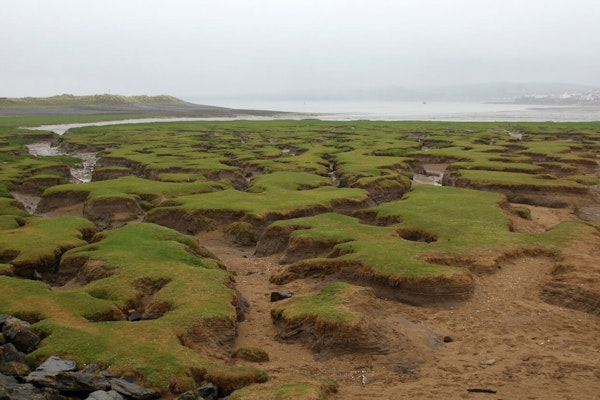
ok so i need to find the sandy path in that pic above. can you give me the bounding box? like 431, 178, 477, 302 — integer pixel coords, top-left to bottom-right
197, 201, 600, 399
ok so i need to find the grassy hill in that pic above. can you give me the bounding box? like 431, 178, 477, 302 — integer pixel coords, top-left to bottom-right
0, 94, 189, 106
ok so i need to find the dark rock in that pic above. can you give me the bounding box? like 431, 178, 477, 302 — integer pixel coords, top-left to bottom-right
1, 317, 41, 353
81, 363, 102, 374
28, 356, 77, 377
0, 343, 27, 363
270, 291, 293, 302
0, 333, 6, 345
0, 314, 9, 329
0, 384, 48, 400
0, 373, 19, 392
177, 383, 219, 400
127, 311, 142, 322
26, 356, 110, 392
27, 370, 111, 393
86, 389, 126, 400
109, 377, 161, 400
0, 372, 47, 400
443, 336, 454, 343
0, 343, 31, 377
38, 387, 71, 400
0, 371, 19, 387
72, 370, 112, 391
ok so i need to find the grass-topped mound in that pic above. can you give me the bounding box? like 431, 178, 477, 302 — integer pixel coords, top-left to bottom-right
37, 175, 229, 227
145, 171, 371, 235
0, 222, 267, 394
0, 215, 97, 281
271, 282, 440, 361
228, 375, 338, 400
263, 185, 593, 304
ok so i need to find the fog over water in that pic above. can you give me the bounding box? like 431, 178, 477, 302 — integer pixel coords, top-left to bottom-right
23, 100, 600, 138
2, 0, 600, 99
188, 99, 600, 121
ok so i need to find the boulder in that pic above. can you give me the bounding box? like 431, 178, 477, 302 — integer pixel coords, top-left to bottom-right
109, 377, 161, 400
27, 355, 76, 377
176, 383, 219, 400
0, 372, 47, 400
26, 356, 110, 392
86, 390, 126, 400
1, 316, 40, 353
26, 370, 111, 393
0, 343, 30, 377
270, 291, 293, 302
0, 371, 18, 387
127, 310, 143, 322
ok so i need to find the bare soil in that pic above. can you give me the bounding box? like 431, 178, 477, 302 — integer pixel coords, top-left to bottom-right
197, 203, 600, 399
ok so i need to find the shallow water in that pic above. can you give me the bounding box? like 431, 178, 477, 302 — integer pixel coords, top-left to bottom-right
187, 99, 600, 122
21, 101, 600, 136
26, 141, 97, 183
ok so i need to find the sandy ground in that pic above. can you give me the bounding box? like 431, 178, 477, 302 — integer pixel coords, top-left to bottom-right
197, 204, 600, 400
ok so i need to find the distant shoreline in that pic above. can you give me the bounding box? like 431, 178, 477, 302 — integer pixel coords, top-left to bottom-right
0, 94, 288, 118
2, 94, 599, 122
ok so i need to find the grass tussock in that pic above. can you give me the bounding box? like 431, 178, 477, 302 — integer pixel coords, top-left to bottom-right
229, 375, 338, 400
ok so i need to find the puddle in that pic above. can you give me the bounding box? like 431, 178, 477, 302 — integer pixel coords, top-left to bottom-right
26, 141, 97, 183
412, 163, 447, 186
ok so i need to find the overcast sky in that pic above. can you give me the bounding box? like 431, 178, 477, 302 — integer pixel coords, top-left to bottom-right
2, 0, 600, 99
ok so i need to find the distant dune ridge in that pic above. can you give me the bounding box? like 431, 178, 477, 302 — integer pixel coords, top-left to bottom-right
0, 93, 188, 106
0, 93, 282, 117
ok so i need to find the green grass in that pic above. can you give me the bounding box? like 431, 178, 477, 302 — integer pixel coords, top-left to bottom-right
147, 172, 369, 223
0, 94, 187, 107
1, 117, 599, 395
229, 376, 338, 400
449, 169, 589, 191
271, 282, 366, 326
41, 175, 229, 205
267, 185, 595, 284
0, 223, 266, 392
0, 216, 96, 271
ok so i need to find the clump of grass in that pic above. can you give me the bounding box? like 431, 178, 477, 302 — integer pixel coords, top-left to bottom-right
447, 169, 588, 192
225, 222, 256, 245
229, 376, 338, 400
271, 282, 366, 327
511, 206, 532, 220
0, 215, 97, 275
231, 347, 270, 363
0, 197, 28, 217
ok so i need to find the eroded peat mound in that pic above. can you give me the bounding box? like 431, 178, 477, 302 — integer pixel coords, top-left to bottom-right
1, 118, 599, 399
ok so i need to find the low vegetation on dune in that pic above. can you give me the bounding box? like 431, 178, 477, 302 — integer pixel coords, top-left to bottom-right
0, 116, 599, 397
0, 94, 188, 107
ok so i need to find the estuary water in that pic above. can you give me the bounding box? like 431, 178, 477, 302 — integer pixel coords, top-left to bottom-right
23, 100, 600, 135
192, 99, 600, 122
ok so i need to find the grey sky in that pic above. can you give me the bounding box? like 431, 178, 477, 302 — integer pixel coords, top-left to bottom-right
2, 0, 600, 98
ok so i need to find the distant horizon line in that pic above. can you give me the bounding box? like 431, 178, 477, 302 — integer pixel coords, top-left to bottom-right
4, 81, 600, 102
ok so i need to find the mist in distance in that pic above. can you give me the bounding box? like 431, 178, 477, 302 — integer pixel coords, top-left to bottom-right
2, 0, 600, 101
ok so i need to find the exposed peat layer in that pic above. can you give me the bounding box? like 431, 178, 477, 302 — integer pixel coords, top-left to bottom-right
1, 114, 600, 399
